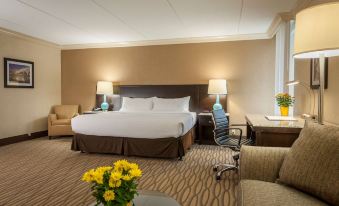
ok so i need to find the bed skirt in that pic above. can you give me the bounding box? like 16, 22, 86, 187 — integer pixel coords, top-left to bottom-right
71, 127, 195, 159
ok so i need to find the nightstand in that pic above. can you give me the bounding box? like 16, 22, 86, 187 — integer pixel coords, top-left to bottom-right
198, 112, 229, 145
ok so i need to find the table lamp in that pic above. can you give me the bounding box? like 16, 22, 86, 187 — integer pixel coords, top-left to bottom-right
208, 79, 227, 110
294, 2, 339, 124
96, 81, 113, 111
286, 80, 315, 117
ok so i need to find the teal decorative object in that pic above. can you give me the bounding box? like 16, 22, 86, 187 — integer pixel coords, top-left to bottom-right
213, 94, 222, 110
101, 94, 109, 111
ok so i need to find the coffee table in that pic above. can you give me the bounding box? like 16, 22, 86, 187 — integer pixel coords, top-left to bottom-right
89, 190, 180, 206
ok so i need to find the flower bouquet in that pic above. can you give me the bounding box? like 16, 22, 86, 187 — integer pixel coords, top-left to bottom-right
82, 160, 142, 206
275, 93, 295, 116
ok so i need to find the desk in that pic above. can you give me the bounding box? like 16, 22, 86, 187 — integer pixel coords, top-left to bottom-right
245, 114, 305, 147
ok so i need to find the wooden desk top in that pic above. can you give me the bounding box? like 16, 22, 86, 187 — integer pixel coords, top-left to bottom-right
245, 114, 305, 129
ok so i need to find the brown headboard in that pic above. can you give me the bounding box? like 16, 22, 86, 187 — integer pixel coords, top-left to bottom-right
96, 84, 227, 113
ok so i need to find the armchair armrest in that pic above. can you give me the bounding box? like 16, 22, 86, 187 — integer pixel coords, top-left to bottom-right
240, 146, 289, 183
48, 114, 57, 124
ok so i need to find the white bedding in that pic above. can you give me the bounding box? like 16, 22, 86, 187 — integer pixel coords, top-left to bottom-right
71, 111, 197, 138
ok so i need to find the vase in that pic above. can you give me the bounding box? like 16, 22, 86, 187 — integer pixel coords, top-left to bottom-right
280, 106, 289, 116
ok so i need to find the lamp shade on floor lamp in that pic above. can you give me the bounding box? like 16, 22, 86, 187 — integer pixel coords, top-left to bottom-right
294, 3, 339, 124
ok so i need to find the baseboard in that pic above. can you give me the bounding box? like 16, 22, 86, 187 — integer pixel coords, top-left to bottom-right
0, 130, 48, 147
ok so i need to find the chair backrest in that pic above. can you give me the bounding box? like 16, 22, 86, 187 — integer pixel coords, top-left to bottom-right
212, 109, 231, 145
53, 105, 79, 119
212, 109, 229, 130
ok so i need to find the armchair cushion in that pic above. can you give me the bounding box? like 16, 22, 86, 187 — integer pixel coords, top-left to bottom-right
240, 146, 289, 182
238, 180, 327, 206
52, 119, 71, 126
279, 121, 339, 205
54, 105, 79, 119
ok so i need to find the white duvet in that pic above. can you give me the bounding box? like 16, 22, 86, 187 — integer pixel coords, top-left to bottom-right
71, 111, 197, 138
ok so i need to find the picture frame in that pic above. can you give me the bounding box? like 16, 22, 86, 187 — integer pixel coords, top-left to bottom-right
4, 58, 34, 88
310, 58, 328, 89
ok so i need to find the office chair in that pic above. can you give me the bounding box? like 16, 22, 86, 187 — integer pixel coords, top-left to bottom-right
211, 109, 254, 180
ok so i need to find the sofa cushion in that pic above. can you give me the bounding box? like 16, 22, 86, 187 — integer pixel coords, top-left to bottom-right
54, 105, 78, 119
52, 119, 71, 126
238, 180, 327, 206
279, 121, 339, 205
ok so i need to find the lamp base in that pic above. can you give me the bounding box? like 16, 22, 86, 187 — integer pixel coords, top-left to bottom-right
213, 103, 222, 110
101, 102, 109, 111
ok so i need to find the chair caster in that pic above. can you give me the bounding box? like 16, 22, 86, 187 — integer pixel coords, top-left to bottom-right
213, 166, 218, 172
216, 175, 221, 181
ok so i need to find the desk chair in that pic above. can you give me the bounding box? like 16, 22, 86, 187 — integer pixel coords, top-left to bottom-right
212, 109, 254, 180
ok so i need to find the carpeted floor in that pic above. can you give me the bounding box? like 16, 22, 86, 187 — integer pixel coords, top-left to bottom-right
0, 137, 238, 206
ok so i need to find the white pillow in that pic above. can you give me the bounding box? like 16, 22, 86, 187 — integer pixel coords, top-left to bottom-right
152, 96, 190, 112
120, 97, 153, 112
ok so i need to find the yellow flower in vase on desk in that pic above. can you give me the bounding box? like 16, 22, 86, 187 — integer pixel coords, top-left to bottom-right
275, 93, 295, 116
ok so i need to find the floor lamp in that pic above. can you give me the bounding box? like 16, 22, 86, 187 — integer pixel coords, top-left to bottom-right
294, 3, 339, 124
286, 80, 315, 118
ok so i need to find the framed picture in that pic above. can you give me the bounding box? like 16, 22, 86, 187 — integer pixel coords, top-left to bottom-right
4, 58, 34, 88
310, 58, 328, 89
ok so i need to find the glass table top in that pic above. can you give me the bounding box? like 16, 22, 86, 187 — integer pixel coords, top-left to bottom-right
90, 190, 180, 206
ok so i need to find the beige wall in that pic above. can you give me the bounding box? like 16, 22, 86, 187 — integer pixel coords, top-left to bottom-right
295, 57, 339, 125
62, 38, 276, 125
0, 30, 61, 139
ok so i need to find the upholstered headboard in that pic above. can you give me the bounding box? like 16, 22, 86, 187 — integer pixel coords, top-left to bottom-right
96, 84, 227, 113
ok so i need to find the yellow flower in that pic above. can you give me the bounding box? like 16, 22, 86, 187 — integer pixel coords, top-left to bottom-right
129, 163, 139, 170
122, 174, 132, 181
110, 171, 122, 181
103, 190, 115, 202
114, 160, 130, 171
94, 171, 104, 184
82, 169, 95, 182
129, 168, 142, 178
97, 166, 112, 172
109, 179, 122, 188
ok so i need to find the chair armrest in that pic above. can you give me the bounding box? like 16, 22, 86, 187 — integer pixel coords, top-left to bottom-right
48, 114, 57, 125
215, 127, 243, 137
214, 127, 243, 146
240, 145, 289, 182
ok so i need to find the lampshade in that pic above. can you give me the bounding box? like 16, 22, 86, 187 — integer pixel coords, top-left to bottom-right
208, 79, 227, 95
294, 3, 339, 58
96, 81, 113, 95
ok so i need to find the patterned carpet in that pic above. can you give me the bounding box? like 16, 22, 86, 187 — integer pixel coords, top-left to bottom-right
0, 137, 238, 206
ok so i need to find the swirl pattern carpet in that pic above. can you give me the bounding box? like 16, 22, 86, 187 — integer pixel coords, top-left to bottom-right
0, 137, 238, 206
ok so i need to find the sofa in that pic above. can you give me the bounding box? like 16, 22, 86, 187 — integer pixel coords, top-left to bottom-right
238, 122, 339, 206
48, 105, 79, 138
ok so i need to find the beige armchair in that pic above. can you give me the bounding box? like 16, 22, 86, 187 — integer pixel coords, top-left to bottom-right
238, 146, 330, 206
48, 105, 79, 139
238, 122, 339, 206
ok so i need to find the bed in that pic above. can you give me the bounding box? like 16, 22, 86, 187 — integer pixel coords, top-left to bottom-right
71, 84, 227, 159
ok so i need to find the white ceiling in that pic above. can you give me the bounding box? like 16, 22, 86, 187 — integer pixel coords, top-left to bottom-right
0, 0, 298, 48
